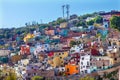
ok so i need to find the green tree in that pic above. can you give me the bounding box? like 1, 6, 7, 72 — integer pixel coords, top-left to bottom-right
94, 16, 103, 24
32, 76, 43, 80
80, 76, 94, 80
87, 19, 94, 25
76, 21, 86, 27
5, 72, 17, 80
56, 17, 66, 25
110, 16, 120, 30
70, 41, 77, 47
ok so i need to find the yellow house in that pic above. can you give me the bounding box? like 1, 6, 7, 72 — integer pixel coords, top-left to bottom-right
23, 33, 35, 42
107, 48, 120, 65
48, 51, 69, 68
54, 51, 68, 59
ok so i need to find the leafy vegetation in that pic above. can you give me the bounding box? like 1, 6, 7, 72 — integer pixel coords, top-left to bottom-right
76, 21, 86, 27
70, 41, 81, 47
87, 19, 94, 25
110, 16, 120, 30
80, 76, 94, 80
5, 72, 17, 80
94, 16, 103, 24
32, 76, 44, 80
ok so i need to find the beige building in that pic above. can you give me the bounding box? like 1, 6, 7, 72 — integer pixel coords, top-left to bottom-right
0, 50, 10, 57
60, 22, 67, 28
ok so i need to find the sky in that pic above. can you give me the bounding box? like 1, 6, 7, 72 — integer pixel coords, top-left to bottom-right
0, 0, 120, 28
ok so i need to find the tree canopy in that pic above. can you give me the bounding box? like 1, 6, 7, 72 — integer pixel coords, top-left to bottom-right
94, 16, 103, 24
76, 21, 86, 27
87, 19, 94, 25
5, 72, 17, 80
110, 16, 120, 30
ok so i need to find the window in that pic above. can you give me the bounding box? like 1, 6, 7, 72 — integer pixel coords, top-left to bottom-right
113, 42, 116, 45
90, 63, 92, 66
82, 57, 84, 60
59, 53, 61, 55
99, 66, 102, 69
67, 68, 69, 72
87, 62, 89, 65
28, 73, 31, 76
81, 62, 83, 65
76, 67, 78, 70
114, 58, 117, 61
85, 70, 87, 73
86, 66, 89, 68
60, 57, 62, 59
93, 63, 95, 66
34, 73, 36, 75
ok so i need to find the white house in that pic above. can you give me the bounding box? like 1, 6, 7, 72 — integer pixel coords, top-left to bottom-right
80, 54, 91, 74
34, 43, 50, 55
70, 44, 84, 54
19, 59, 30, 66
33, 30, 41, 37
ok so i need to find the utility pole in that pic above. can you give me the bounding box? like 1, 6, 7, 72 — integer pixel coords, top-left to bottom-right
62, 5, 65, 18
66, 4, 70, 28
66, 4, 70, 21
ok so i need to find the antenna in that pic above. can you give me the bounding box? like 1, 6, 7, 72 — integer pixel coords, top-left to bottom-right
66, 4, 70, 21
40, 19, 42, 24
62, 5, 65, 18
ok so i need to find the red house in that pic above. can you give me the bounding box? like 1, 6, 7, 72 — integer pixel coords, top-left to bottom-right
20, 45, 30, 55
91, 48, 99, 56
48, 52, 54, 57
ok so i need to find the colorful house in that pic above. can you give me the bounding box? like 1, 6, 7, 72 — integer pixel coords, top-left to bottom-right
107, 48, 120, 65
0, 50, 10, 57
34, 43, 50, 55
91, 48, 99, 56
45, 29, 55, 35
11, 55, 22, 63
65, 64, 79, 75
20, 45, 30, 55
80, 54, 91, 74
70, 53, 80, 65
60, 22, 67, 28
48, 51, 69, 68
24, 33, 35, 42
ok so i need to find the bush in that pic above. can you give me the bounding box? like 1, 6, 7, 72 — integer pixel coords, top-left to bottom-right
32, 76, 44, 80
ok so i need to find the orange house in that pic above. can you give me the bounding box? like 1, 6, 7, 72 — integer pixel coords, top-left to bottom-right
20, 45, 30, 55
45, 29, 55, 35
65, 64, 79, 75
11, 55, 22, 63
